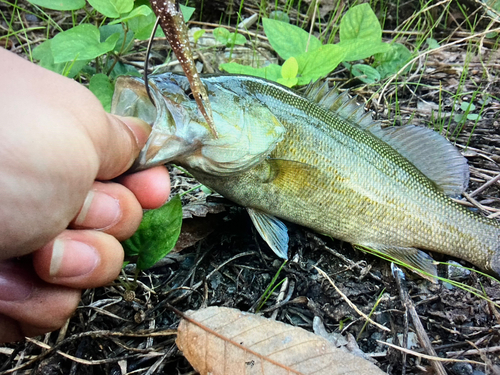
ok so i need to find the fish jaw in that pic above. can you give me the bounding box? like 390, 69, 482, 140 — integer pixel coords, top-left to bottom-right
112, 76, 207, 171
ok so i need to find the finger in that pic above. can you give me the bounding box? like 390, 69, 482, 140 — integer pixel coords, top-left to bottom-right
0, 260, 81, 343
116, 166, 171, 209
32, 230, 124, 289
71, 181, 143, 240
94, 115, 152, 180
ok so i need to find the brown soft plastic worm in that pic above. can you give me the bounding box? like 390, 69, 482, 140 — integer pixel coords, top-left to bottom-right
150, 0, 218, 138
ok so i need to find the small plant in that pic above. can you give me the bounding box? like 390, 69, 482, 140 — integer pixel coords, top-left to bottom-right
256, 260, 287, 312
212, 27, 247, 47
221, 3, 412, 87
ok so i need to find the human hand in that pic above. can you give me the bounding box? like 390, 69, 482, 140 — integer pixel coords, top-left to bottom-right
0, 48, 170, 343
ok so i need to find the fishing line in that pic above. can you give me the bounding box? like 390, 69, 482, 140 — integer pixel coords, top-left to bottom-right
144, 16, 160, 105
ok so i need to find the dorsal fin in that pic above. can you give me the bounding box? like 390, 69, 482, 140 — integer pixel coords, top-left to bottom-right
304, 82, 469, 196
377, 125, 470, 196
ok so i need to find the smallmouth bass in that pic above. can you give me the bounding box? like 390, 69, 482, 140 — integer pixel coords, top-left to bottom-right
112, 73, 500, 277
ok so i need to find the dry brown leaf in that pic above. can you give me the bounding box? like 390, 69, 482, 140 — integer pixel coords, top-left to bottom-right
172, 215, 224, 253
176, 306, 385, 375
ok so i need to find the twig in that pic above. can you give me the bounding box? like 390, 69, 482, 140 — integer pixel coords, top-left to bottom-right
447, 345, 500, 357
313, 266, 390, 332
377, 340, 486, 366
393, 265, 448, 375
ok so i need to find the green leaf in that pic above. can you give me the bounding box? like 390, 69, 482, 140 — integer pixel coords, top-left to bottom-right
108, 4, 151, 24
179, 4, 195, 22
26, 0, 85, 10
340, 3, 381, 42
295, 44, 346, 85
213, 27, 230, 44
87, 0, 134, 18
230, 32, 247, 45
269, 10, 290, 23
126, 6, 165, 40
338, 3, 390, 61
426, 38, 439, 49
220, 62, 282, 82
263, 18, 321, 59
277, 77, 298, 87
193, 29, 206, 43
337, 40, 390, 62
107, 61, 141, 79
467, 113, 481, 120
373, 42, 412, 78
89, 73, 114, 112
351, 63, 381, 84
122, 195, 183, 270
278, 57, 298, 87
32, 39, 88, 78
281, 57, 298, 79
51, 24, 119, 63
460, 101, 476, 111
99, 24, 134, 54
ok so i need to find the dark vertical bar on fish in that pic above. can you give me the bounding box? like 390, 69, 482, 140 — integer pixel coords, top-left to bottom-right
150, 0, 218, 138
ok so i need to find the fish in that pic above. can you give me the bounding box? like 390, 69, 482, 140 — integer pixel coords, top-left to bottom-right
111, 73, 500, 278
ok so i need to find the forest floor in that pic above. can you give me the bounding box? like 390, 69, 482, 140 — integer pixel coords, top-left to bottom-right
1, 0, 500, 374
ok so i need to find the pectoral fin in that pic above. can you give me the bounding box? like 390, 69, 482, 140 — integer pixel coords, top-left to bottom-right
247, 208, 289, 259
358, 244, 438, 281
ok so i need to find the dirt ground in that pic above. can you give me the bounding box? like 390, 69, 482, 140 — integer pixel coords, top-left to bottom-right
1, 0, 500, 374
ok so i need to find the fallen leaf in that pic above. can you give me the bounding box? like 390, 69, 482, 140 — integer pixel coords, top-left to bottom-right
176, 306, 385, 375
172, 215, 224, 253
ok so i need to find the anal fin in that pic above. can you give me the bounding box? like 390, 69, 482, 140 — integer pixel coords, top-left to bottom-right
357, 244, 438, 282
247, 208, 289, 259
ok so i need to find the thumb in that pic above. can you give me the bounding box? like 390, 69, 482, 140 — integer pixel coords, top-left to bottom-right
94, 115, 151, 180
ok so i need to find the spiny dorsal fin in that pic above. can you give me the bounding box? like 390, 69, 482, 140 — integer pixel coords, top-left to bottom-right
304, 82, 469, 196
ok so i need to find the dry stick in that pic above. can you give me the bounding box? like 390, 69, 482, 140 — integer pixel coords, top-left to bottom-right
393, 266, 448, 375
313, 266, 390, 332
377, 341, 486, 366
469, 173, 500, 198
150, 0, 217, 138
393, 267, 409, 375
447, 345, 500, 357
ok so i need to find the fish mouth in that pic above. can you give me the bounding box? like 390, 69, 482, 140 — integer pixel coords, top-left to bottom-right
112, 76, 196, 171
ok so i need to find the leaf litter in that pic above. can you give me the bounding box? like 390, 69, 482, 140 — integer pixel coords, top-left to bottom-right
1, 1, 500, 374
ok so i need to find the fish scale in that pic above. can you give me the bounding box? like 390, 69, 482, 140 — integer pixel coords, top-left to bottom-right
112, 73, 500, 277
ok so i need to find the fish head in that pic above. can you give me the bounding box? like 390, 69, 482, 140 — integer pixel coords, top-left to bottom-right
112, 73, 286, 175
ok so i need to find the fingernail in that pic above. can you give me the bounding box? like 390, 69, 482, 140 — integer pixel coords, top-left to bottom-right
50, 239, 99, 278
74, 190, 121, 229
0, 262, 34, 301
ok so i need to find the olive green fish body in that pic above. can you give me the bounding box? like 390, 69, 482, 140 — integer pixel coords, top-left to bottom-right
112, 74, 500, 276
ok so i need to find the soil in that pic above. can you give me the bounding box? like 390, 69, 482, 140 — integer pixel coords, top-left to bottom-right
1, 1, 499, 374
